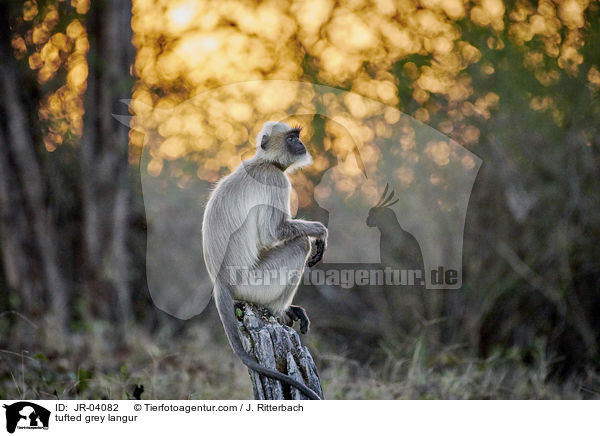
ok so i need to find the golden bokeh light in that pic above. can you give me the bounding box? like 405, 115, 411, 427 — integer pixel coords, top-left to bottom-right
15, 1, 90, 152
10, 0, 595, 199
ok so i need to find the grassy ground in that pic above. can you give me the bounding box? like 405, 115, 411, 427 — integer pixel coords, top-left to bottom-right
0, 317, 598, 400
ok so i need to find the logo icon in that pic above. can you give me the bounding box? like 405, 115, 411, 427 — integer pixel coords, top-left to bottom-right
2, 402, 50, 434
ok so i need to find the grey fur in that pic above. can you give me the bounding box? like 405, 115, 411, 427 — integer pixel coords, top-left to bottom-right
202, 121, 327, 400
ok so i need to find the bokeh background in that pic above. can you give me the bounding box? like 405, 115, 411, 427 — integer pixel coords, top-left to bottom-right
0, 0, 599, 399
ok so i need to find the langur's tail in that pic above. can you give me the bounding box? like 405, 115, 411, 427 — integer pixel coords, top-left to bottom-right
214, 280, 322, 400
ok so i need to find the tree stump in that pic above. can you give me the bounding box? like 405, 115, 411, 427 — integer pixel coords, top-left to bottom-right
235, 302, 324, 400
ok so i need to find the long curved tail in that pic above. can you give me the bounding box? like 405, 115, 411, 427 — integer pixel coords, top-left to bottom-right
214, 281, 322, 400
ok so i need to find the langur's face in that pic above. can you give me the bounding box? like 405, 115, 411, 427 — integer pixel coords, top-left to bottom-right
257, 123, 312, 170
285, 130, 306, 155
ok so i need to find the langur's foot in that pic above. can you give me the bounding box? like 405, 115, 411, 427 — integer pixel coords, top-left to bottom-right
283, 305, 310, 334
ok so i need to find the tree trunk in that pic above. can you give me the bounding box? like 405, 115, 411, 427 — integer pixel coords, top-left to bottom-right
236, 303, 323, 400
80, 0, 134, 325
0, 7, 69, 333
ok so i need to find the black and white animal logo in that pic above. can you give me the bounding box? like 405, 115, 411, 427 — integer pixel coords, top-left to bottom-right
3, 402, 50, 433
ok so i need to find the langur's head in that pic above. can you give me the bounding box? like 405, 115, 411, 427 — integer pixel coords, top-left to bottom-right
255, 121, 313, 171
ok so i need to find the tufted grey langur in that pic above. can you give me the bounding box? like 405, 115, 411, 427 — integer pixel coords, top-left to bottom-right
202, 121, 327, 399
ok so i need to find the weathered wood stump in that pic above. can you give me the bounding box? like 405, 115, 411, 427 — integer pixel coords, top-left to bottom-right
235, 302, 324, 400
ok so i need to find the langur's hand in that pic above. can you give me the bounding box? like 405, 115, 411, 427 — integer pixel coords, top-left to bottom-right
307, 237, 326, 267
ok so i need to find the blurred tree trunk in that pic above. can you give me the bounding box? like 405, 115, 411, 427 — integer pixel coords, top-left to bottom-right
0, 4, 69, 333
80, 0, 134, 325
0, 0, 135, 333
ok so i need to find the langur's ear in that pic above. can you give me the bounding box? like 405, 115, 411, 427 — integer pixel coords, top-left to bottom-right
260, 134, 269, 150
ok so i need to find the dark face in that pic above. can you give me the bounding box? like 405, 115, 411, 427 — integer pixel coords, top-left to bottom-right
286, 130, 306, 155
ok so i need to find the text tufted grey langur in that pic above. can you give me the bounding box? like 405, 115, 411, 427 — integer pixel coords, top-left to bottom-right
202, 121, 328, 399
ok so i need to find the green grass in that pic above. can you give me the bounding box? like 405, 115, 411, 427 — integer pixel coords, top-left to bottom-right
0, 319, 597, 400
